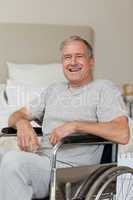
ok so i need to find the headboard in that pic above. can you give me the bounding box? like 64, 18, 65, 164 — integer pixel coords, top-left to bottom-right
0, 23, 94, 83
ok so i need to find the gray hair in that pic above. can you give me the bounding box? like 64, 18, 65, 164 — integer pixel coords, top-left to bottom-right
60, 35, 93, 58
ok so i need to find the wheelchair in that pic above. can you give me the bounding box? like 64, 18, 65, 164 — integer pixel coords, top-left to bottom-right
1, 127, 133, 200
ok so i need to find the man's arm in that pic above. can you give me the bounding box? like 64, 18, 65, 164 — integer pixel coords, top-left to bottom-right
49, 116, 129, 145
8, 107, 31, 128
75, 116, 129, 144
8, 107, 40, 152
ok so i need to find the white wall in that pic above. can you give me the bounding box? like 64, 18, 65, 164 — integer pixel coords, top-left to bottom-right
0, 0, 132, 86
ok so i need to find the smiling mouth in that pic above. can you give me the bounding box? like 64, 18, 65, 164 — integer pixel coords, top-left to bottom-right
68, 67, 82, 72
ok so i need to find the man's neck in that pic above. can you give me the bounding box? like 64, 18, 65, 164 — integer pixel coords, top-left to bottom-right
69, 77, 93, 88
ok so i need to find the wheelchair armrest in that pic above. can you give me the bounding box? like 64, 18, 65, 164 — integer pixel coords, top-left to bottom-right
53, 133, 113, 158
52, 133, 114, 169
1, 127, 43, 136
61, 133, 112, 145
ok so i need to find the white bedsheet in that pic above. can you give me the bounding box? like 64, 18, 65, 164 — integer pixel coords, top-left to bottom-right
0, 105, 19, 158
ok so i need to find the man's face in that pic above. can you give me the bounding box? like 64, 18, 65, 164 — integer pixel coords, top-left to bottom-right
62, 41, 94, 87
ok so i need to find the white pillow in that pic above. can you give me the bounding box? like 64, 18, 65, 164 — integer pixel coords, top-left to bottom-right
7, 62, 66, 86
6, 79, 47, 109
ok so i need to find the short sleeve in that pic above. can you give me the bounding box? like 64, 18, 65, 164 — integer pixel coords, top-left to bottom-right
26, 89, 47, 121
97, 81, 128, 122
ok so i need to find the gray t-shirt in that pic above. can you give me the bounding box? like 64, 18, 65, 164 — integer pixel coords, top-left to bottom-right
27, 79, 127, 166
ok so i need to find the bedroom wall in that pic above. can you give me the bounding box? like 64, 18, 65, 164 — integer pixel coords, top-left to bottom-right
0, 0, 132, 86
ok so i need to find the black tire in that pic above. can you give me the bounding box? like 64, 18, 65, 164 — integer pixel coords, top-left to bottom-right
72, 165, 115, 200
85, 166, 133, 200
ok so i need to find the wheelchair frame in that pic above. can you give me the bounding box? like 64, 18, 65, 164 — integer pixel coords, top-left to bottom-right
49, 134, 133, 200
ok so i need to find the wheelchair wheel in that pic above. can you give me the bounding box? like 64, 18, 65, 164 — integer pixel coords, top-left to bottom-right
72, 165, 115, 200
85, 166, 133, 200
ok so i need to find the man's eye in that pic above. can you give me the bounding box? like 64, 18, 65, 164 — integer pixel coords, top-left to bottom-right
64, 56, 71, 60
77, 55, 83, 58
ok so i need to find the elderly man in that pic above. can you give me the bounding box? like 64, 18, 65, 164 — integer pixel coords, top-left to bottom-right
0, 35, 129, 200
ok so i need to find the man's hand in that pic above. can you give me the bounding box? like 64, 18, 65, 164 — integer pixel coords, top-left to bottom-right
16, 119, 40, 152
49, 122, 76, 145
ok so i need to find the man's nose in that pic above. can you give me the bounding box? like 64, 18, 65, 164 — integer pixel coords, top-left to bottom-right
71, 56, 77, 65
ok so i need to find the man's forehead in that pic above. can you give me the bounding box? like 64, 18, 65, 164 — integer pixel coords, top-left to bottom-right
62, 41, 87, 53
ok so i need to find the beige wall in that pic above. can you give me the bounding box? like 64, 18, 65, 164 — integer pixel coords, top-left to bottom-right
0, 0, 132, 86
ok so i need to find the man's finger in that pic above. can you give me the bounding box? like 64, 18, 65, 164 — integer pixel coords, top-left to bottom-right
17, 134, 29, 151
17, 137, 21, 149
17, 135, 24, 150
51, 135, 59, 145
49, 135, 55, 145
31, 143, 39, 153
30, 136, 40, 152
